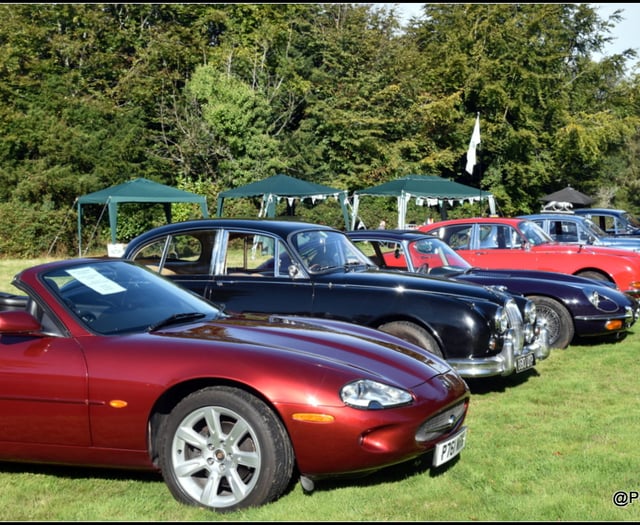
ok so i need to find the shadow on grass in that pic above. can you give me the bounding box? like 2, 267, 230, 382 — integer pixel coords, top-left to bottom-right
1, 452, 458, 502
574, 331, 630, 346
465, 366, 540, 395
297, 446, 462, 497
0, 460, 163, 484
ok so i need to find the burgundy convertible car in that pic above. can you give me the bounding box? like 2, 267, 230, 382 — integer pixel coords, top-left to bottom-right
0, 258, 469, 512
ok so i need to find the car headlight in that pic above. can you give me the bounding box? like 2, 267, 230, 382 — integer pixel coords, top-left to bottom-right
494, 306, 509, 333
524, 300, 537, 324
585, 289, 601, 307
341, 379, 412, 410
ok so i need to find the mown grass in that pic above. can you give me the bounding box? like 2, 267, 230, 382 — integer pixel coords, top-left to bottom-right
1, 258, 639, 521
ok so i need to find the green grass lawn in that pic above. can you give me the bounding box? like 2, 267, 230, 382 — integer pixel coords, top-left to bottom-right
1, 258, 639, 520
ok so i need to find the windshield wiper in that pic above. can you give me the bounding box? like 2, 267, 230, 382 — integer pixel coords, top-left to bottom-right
344, 261, 368, 272
148, 312, 207, 332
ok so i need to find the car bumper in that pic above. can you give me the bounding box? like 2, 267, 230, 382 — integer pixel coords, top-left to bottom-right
573, 305, 637, 337
447, 323, 550, 378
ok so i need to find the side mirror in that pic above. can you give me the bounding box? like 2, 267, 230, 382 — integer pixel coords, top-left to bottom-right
0, 310, 42, 334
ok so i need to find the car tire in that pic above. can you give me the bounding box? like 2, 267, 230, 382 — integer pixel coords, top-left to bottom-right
157, 386, 294, 513
528, 295, 574, 349
377, 320, 443, 358
575, 270, 610, 282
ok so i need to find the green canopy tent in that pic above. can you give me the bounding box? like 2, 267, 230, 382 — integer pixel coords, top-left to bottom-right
77, 178, 208, 255
216, 174, 350, 229
351, 175, 496, 230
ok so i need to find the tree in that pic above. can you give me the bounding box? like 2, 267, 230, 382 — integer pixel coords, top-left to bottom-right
407, 3, 640, 214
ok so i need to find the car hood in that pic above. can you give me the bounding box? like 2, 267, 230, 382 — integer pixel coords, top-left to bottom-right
319, 267, 512, 304
533, 243, 639, 257
595, 236, 640, 248
462, 267, 617, 287
155, 313, 454, 387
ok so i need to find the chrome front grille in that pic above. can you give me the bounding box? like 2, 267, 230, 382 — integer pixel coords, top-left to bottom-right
504, 298, 524, 353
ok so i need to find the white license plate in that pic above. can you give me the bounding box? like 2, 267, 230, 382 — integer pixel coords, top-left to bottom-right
432, 426, 467, 467
515, 353, 535, 373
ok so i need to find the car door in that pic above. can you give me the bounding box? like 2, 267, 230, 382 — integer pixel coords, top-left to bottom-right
0, 326, 90, 446
203, 229, 314, 316
445, 222, 541, 270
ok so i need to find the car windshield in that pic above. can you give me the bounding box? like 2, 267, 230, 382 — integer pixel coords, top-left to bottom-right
622, 212, 640, 229
518, 220, 555, 246
291, 230, 372, 272
408, 238, 471, 270
582, 217, 607, 237
42, 260, 223, 335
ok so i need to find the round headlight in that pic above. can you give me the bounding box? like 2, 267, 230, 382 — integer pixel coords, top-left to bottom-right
524, 300, 537, 324
494, 306, 509, 333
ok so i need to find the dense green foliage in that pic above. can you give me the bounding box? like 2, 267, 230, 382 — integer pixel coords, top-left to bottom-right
0, 3, 638, 256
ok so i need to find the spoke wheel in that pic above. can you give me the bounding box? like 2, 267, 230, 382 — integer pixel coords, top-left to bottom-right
529, 295, 574, 349
158, 386, 294, 512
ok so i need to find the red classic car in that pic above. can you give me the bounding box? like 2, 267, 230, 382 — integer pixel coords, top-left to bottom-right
419, 217, 640, 297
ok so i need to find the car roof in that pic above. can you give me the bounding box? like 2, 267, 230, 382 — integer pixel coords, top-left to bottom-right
128, 218, 337, 240
574, 208, 626, 214
520, 213, 586, 220
348, 229, 436, 241
423, 217, 525, 227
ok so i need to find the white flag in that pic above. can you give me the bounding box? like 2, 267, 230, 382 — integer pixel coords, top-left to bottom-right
465, 114, 481, 175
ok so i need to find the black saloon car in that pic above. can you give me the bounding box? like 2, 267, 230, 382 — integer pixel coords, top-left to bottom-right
347, 229, 638, 349
123, 219, 549, 379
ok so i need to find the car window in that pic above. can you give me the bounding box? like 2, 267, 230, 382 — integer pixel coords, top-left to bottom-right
518, 220, 553, 245
291, 230, 371, 272
409, 238, 454, 269
547, 220, 579, 243
437, 225, 472, 250
623, 212, 640, 228
376, 241, 407, 269
131, 230, 216, 275
612, 216, 623, 232
597, 215, 617, 233
478, 224, 514, 249
222, 232, 278, 276
351, 240, 385, 267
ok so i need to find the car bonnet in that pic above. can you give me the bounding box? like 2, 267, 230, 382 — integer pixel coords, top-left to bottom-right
155, 313, 454, 387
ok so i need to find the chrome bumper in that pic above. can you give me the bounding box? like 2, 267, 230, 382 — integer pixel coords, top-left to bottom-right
448, 323, 550, 379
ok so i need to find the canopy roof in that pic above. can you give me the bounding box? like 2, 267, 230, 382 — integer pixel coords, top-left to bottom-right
216, 174, 350, 229
77, 178, 208, 255
352, 175, 496, 229
540, 185, 593, 208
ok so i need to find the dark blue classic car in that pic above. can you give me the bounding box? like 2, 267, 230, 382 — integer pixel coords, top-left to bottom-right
123, 219, 549, 379
347, 229, 638, 350
574, 208, 640, 237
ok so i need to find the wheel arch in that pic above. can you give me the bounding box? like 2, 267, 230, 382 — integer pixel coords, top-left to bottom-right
370, 313, 444, 353
573, 268, 614, 283
146, 378, 289, 467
